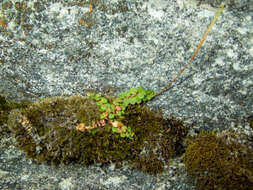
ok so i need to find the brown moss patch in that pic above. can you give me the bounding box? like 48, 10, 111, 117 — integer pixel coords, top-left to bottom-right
184, 131, 253, 190
7, 95, 188, 174
0, 95, 29, 137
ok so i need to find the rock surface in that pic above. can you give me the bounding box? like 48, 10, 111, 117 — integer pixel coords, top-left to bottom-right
0, 0, 253, 189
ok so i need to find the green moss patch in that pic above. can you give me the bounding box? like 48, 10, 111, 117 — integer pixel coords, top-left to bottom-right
7, 95, 188, 174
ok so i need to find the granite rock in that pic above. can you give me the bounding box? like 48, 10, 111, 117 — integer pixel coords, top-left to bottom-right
0, 0, 253, 189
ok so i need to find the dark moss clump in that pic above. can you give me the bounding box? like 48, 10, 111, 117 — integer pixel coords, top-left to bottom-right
0, 95, 29, 136
129, 112, 188, 174
248, 115, 253, 129
0, 95, 10, 125
132, 151, 164, 174
184, 131, 253, 190
7, 95, 188, 174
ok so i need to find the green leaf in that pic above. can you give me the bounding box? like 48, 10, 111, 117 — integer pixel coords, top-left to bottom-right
123, 99, 130, 106
105, 104, 111, 110
138, 92, 145, 99
118, 92, 127, 98
129, 98, 137, 105
100, 98, 108, 103
146, 94, 154, 100
112, 127, 118, 133
135, 97, 142, 104
116, 111, 123, 116
124, 92, 130, 97
129, 88, 138, 94
95, 94, 101, 98
113, 98, 123, 104
110, 105, 115, 111
148, 89, 155, 95
121, 106, 126, 111
122, 125, 127, 132
96, 101, 103, 106
94, 94, 102, 101
109, 114, 115, 119
99, 106, 107, 111
137, 86, 145, 93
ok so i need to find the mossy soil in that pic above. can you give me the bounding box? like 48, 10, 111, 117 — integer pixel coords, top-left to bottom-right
5, 94, 188, 174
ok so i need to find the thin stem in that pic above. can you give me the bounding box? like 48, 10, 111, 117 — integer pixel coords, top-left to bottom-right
152, 4, 225, 99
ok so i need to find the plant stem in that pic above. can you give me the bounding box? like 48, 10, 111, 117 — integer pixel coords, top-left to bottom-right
152, 3, 225, 100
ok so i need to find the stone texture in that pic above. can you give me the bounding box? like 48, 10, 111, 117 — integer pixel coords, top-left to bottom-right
0, 0, 252, 189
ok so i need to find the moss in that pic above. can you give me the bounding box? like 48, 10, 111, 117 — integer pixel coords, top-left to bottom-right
7, 95, 188, 174
132, 152, 164, 175
248, 115, 253, 129
184, 131, 253, 190
0, 95, 30, 136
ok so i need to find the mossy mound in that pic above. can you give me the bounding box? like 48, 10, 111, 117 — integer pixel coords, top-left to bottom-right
0, 95, 11, 126
0, 95, 29, 136
184, 131, 253, 190
7, 95, 187, 174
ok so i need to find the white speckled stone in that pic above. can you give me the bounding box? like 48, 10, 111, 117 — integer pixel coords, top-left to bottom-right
0, 0, 252, 189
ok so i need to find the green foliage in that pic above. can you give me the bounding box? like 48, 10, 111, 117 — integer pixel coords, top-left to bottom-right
117, 86, 155, 105
87, 86, 155, 139
112, 125, 134, 139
